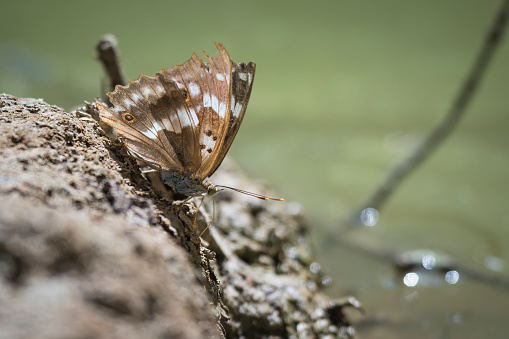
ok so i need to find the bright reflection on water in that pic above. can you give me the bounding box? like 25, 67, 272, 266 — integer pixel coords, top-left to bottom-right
422, 254, 437, 270
309, 262, 321, 274
403, 272, 419, 287
445, 270, 460, 284
360, 208, 379, 226
321, 275, 332, 286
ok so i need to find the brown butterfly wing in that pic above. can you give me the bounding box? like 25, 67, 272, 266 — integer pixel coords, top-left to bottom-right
99, 44, 249, 182
207, 61, 256, 176
159, 42, 233, 179
98, 73, 201, 173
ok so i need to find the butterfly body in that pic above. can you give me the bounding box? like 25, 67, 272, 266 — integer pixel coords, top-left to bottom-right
159, 170, 212, 196
98, 43, 256, 197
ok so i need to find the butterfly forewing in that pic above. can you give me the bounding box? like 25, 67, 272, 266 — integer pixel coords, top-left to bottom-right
208, 61, 256, 175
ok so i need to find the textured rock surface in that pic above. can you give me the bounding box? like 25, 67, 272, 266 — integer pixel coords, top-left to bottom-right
0, 94, 219, 339
0, 94, 354, 338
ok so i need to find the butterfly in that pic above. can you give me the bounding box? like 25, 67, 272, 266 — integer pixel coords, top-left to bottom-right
97, 43, 283, 210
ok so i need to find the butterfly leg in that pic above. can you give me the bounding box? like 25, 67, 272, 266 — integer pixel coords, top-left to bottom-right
192, 195, 206, 229
195, 195, 205, 211
199, 195, 216, 237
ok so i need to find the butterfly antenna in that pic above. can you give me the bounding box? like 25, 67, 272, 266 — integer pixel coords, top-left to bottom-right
215, 185, 284, 201
199, 195, 216, 237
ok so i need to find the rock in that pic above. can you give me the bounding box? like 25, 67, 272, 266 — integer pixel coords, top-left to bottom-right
0, 94, 353, 338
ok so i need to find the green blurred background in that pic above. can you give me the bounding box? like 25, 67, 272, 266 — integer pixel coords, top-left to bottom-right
1, 0, 508, 337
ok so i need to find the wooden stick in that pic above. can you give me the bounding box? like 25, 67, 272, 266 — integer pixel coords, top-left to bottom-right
96, 34, 127, 94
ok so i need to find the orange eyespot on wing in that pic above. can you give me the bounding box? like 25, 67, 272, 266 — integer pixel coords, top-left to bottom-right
122, 113, 136, 123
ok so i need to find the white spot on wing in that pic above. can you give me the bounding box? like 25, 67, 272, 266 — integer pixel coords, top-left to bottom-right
248, 73, 253, 85
189, 108, 199, 126
141, 85, 154, 98
141, 129, 157, 139
170, 113, 182, 133
172, 107, 192, 129
203, 92, 211, 108
216, 73, 225, 81
122, 98, 136, 111
233, 102, 243, 117
239, 73, 247, 81
161, 117, 173, 132
178, 108, 191, 128
219, 102, 226, 118
130, 91, 143, 102
154, 121, 164, 131
152, 82, 166, 97
188, 82, 201, 97
202, 135, 216, 149
211, 95, 219, 113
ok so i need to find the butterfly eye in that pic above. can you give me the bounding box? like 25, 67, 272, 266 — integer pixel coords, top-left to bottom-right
207, 185, 217, 196
122, 113, 136, 123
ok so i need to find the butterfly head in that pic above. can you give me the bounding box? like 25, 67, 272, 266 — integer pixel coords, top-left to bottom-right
206, 184, 220, 197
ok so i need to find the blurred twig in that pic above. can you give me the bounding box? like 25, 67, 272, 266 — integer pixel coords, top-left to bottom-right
81, 35, 127, 130
350, 0, 509, 224
96, 34, 127, 98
